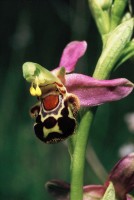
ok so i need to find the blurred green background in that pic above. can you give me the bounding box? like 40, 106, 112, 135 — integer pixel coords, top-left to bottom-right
0, 0, 134, 199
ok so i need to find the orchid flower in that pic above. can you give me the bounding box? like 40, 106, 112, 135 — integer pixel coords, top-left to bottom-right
46, 153, 134, 200
22, 41, 133, 144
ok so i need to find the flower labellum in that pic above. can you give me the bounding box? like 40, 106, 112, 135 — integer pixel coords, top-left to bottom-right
22, 41, 133, 144
24, 63, 80, 144
23, 62, 80, 144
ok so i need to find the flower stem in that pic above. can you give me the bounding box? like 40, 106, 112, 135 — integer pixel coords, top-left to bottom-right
70, 111, 94, 200
69, 4, 134, 200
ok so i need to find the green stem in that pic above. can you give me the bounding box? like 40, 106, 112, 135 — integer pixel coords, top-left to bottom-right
69, 5, 133, 200
93, 18, 134, 79
70, 111, 94, 200
68, 134, 77, 163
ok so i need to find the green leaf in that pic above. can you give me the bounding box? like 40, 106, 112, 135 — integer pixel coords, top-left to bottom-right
114, 39, 134, 69
101, 182, 115, 200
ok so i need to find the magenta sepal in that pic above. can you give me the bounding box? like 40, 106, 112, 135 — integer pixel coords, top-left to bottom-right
56, 41, 87, 73
65, 73, 133, 107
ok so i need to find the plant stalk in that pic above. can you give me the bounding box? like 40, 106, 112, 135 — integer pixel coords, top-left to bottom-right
70, 111, 94, 200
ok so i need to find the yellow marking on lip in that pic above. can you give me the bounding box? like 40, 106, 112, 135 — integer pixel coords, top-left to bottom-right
43, 123, 62, 137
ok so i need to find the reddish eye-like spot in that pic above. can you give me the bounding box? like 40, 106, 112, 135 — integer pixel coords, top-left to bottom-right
43, 95, 59, 111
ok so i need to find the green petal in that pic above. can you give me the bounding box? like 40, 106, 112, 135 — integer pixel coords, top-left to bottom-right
22, 62, 61, 85
101, 182, 116, 200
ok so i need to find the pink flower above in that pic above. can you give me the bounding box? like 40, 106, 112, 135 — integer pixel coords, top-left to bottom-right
22, 41, 134, 144
46, 153, 134, 200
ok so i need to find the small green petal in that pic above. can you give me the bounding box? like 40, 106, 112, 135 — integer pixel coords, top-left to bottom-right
53, 67, 66, 84
101, 182, 115, 200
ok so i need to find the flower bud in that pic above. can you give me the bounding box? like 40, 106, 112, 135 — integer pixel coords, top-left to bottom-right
99, 0, 112, 10
108, 153, 134, 199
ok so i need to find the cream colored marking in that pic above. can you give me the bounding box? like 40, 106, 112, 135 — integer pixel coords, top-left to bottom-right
68, 106, 75, 119
43, 123, 62, 137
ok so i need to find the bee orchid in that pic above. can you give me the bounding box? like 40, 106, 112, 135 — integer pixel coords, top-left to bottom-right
22, 41, 133, 144
46, 153, 134, 200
